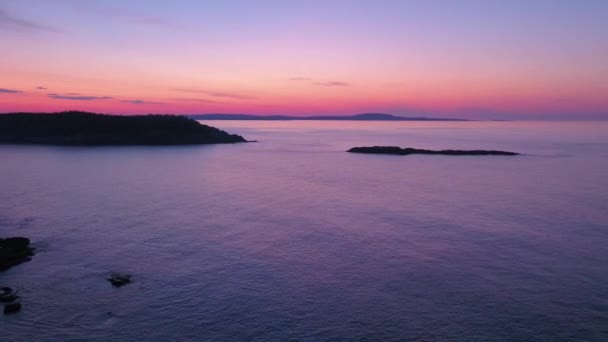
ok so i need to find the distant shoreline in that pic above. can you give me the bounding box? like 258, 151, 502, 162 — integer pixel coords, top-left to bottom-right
189, 113, 469, 121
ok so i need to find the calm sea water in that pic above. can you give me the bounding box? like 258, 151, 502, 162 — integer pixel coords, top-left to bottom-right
1, 120, 607, 341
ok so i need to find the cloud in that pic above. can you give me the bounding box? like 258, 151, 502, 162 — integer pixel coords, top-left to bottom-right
36, 86, 48, 90
0, 88, 23, 94
172, 88, 254, 100
48, 93, 112, 101
122, 99, 164, 105
313, 81, 349, 87
0, 9, 59, 32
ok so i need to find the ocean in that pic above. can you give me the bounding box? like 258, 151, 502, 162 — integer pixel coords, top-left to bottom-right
1, 120, 607, 341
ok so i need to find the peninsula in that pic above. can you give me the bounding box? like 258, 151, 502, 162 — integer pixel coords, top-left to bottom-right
347, 146, 519, 156
0, 112, 247, 145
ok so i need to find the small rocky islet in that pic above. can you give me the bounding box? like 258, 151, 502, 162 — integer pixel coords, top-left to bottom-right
347, 146, 519, 156
107, 273, 132, 287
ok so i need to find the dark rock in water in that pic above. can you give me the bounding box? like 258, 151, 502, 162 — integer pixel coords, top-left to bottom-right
0, 237, 35, 271
347, 146, 519, 156
0, 293, 18, 303
0, 111, 248, 146
3, 302, 21, 314
107, 273, 132, 287
0, 287, 18, 303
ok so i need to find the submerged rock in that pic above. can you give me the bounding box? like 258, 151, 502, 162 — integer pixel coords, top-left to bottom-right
3, 302, 21, 314
0, 287, 18, 303
347, 146, 519, 156
107, 273, 132, 287
0, 237, 35, 271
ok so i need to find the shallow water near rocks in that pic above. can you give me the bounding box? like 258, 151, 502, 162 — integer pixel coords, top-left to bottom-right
1, 120, 607, 341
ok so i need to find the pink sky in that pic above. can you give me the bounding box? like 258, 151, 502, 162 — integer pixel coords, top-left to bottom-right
1, 0, 607, 119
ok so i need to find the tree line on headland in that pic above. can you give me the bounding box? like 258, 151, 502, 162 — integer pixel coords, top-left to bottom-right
0, 111, 247, 145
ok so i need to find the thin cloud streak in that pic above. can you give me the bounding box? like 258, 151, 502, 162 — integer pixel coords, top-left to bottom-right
314, 81, 349, 87
48, 93, 112, 101
0, 88, 23, 94
122, 99, 164, 105
0, 9, 59, 32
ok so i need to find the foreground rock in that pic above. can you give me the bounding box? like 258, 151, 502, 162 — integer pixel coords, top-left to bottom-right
347, 146, 519, 156
107, 273, 132, 287
0, 237, 35, 271
0, 111, 247, 145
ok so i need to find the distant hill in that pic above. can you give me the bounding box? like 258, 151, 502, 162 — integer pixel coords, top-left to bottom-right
0, 111, 247, 145
189, 113, 467, 121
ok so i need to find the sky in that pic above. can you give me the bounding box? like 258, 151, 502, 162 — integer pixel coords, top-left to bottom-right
0, 0, 607, 119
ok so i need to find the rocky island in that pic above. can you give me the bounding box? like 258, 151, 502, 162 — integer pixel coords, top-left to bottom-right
0, 111, 247, 145
347, 146, 519, 156
107, 273, 132, 287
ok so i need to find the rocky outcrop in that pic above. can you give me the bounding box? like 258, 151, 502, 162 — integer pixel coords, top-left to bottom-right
0, 237, 35, 271
107, 273, 132, 287
347, 146, 519, 156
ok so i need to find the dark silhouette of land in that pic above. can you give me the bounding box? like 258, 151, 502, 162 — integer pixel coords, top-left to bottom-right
190, 113, 467, 121
0, 112, 247, 145
347, 146, 519, 156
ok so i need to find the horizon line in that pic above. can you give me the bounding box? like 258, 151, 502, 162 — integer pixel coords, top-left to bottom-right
2, 110, 608, 121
